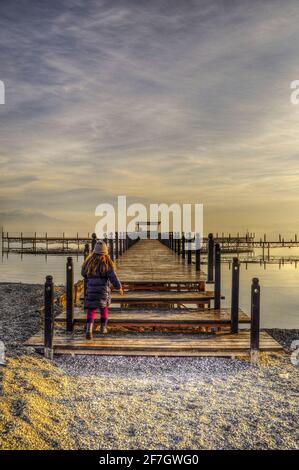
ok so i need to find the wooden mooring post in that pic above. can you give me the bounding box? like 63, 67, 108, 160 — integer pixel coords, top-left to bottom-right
91, 233, 97, 250
214, 243, 221, 309
66, 257, 74, 332
186, 233, 192, 264
177, 234, 181, 255
208, 233, 214, 282
83, 243, 89, 299
195, 233, 201, 272
250, 277, 260, 363
44, 275, 54, 360
231, 257, 240, 333
109, 235, 114, 260
115, 231, 119, 259
181, 233, 185, 259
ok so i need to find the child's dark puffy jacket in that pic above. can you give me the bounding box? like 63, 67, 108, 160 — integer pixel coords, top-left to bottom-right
81, 265, 121, 309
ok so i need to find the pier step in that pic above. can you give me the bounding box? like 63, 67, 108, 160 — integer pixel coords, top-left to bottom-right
26, 331, 283, 357
111, 290, 222, 304
56, 307, 249, 327
80, 290, 222, 305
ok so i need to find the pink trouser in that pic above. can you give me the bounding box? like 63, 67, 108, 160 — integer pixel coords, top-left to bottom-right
87, 307, 108, 322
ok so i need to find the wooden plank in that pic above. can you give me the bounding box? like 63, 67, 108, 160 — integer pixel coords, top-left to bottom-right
26, 331, 283, 355
55, 308, 250, 324
111, 290, 222, 302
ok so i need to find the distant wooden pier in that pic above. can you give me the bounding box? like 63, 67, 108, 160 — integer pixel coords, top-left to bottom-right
3, 230, 299, 265
1, 230, 255, 255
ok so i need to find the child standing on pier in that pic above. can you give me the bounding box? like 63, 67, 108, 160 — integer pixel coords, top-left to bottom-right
81, 241, 123, 339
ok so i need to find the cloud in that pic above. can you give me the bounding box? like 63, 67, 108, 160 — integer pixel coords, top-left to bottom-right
1, 0, 299, 232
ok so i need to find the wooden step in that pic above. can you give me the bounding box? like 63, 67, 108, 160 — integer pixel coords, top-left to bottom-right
26, 331, 283, 357
55, 308, 250, 326
111, 290, 222, 304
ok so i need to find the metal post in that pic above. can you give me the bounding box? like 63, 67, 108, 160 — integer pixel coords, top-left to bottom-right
119, 232, 123, 256
115, 232, 119, 259
84, 242, 90, 259
250, 278, 260, 361
195, 233, 201, 272
66, 257, 74, 332
109, 235, 114, 260
177, 235, 181, 256
91, 233, 97, 251
44, 275, 54, 359
231, 257, 240, 333
182, 233, 185, 259
187, 233, 192, 264
214, 243, 221, 309
208, 233, 214, 282
83, 243, 89, 300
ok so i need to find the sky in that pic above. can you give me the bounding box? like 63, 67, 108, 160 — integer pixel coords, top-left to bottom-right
1, 0, 299, 236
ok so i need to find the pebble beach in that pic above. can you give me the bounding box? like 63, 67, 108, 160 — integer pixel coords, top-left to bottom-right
0, 283, 298, 450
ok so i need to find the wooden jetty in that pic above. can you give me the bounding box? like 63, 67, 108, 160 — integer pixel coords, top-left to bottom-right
1, 230, 255, 255
26, 234, 283, 359
5, 230, 299, 265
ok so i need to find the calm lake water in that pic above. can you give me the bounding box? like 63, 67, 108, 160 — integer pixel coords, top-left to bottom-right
1, 250, 299, 329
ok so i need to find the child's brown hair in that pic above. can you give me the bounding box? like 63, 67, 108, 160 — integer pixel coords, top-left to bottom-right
82, 253, 115, 276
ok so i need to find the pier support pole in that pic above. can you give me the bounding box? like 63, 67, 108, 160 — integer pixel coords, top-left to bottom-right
187, 233, 192, 265
177, 234, 181, 256
44, 275, 54, 360
115, 232, 119, 259
66, 257, 74, 332
250, 278, 260, 363
83, 243, 89, 300
182, 233, 185, 259
109, 234, 114, 260
208, 233, 214, 282
122, 233, 125, 253
231, 257, 240, 333
91, 233, 97, 251
123, 233, 126, 252
195, 233, 201, 272
214, 243, 221, 309
119, 232, 123, 256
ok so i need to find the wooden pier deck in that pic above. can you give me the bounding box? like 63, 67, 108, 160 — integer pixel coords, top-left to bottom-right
56, 307, 250, 327
26, 238, 283, 358
27, 332, 281, 357
115, 239, 205, 283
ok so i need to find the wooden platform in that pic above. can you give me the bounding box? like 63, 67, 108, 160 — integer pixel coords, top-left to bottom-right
115, 239, 205, 283
26, 331, 282, 357
56, 307, 250, 326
